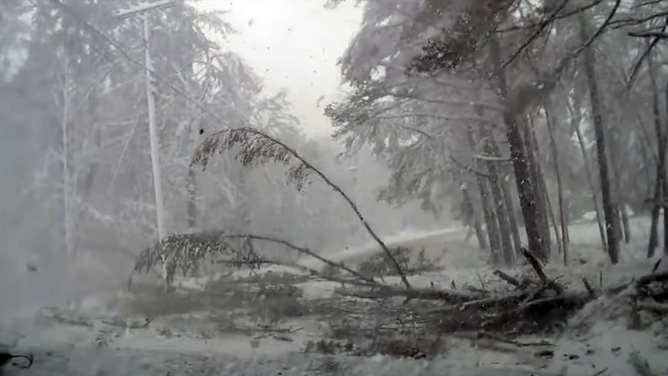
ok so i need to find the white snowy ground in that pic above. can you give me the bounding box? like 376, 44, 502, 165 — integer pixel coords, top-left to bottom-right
2, 216, 667, 376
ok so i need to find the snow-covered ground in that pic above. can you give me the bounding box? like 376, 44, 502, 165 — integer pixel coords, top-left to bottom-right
2, 216, 666, 376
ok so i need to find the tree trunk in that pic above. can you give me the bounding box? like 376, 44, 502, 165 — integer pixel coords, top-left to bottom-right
647, 45, 667, 258
480, 127, 515, 266
568, 99, 607, 254
663, 63, 668, 256
620, 205, 631, 243
580, 13, 619, 264
501, 179, 522, 255
485, 193, 503, 266
462, 184, 488, 251
483, 124, 522, 258
607, 129, 626, 244
466, 125, 502, 262
60, 55, 74, 258
663, 177, 668, 255
187, 169, 197, 229
490, 34, 549, 262
544, 105, 569, 265
526, 114, 552, 252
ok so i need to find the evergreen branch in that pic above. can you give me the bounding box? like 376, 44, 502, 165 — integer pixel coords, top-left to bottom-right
216, 234, 379, 284
191, 127, 412, 288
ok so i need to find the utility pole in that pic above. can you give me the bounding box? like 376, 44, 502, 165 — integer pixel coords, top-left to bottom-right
115, 1, 175, 242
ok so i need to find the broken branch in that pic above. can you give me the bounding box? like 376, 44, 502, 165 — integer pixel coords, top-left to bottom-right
636, 301, 668, 313
219, 234, 380, 285
336, 286, 477, 303
494, 270, 522, 288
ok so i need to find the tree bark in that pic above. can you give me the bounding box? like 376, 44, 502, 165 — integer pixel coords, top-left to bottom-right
539, 170, 562, 258
466, 125, 502, 262
480, 126, 515, 266
482, 124, 522, 258
490, 34, 549, 262
544, 105, 569, 265
526, 114, 552, 253
501, 179, 522, 256
60, 55, 74, 258
647, 46, 667, 258
580, 13, 619, 264
482, 182, 503, 265
663, 64, 668, 256
187, 169, 197, 229
607, 129, 626, 243
663, 177, 668, 255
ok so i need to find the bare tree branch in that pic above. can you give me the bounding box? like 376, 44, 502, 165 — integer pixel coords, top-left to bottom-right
217, 258, 380, 287
626, 16, 668, 90
449, 156, 494, 179
628, 31, 668, 38
401, 125, 434, 139
503, 0, 571, 68
497, 0, 606, 32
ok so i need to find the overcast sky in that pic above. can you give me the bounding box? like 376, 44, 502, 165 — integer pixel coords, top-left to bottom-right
198, 0, 363, 138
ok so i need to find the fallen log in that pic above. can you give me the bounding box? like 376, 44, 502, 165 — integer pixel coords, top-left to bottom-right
636, 301, 668, 313
425, 290, 530, 314
216, 258, 380, 288
636, 270, 668, 285
493, 270, 522, 288
335, 286, 478, 303
606, 270, 668, 296
477, 331, 553, 347
520, 248, 565, 295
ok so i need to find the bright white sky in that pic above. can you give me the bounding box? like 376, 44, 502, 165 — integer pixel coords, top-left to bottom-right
198, 0, 363, 138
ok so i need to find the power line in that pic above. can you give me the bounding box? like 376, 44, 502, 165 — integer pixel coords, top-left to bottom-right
46, 0, 232, 130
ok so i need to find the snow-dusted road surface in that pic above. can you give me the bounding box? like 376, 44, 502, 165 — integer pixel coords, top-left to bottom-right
298, 227, 467, 270
6, 346, 569, 376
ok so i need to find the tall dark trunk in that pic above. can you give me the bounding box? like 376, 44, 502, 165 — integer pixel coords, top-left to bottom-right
608, 129, 626, 243
545, 105, 569, 265
580, 13, 619, 264
539, 172, 562, 257
490, 34, 548, 262
527, 114, 553, 251
501, 179, 522, 255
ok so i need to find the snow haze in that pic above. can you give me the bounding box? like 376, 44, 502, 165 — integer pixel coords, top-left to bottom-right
199, 0, 363, 137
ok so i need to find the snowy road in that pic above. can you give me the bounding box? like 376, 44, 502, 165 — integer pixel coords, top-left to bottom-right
6, 346, 569, 376
298, 227, 467, 270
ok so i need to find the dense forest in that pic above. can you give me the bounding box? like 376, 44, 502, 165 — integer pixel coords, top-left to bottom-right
2, 0, 668, 374
324, 0, 668, 266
